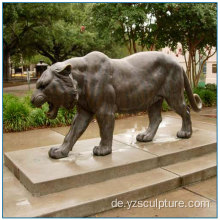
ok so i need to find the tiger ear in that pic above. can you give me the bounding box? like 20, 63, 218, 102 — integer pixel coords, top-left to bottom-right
59, 64, 72, 76
36, 69, 53, 89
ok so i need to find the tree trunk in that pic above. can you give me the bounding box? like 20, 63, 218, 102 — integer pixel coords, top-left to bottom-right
150, 44, 155, 51
128, 39, 132, 54
125, 41, 131, 54
132, 39, 137, 53
3, 48, 10, 81
191, 53, 196, 88
187, 52, 192, 85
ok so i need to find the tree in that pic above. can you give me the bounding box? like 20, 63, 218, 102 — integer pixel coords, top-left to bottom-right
22, 3, 101, 63
3, 3, 117, 72
3, 3, 67, 80
92, 3, 162, 55
152, 3, 217, 87
3, 3, 33, 80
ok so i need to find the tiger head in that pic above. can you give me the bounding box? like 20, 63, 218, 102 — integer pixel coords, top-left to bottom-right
31, 62, 78, 119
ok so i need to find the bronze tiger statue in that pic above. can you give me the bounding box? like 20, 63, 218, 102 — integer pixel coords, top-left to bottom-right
31, 51, 202, 159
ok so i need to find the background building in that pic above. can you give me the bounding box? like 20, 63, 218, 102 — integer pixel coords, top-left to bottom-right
162, 45, 216, 85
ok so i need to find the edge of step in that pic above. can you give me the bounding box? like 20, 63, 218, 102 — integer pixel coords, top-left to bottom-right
4, 149, 158, 196
3, 152, 216, 217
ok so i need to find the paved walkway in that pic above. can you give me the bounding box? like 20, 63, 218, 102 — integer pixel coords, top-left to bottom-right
3, 108, 216, 153
3, 83, 36, 97
92, 177, 216, 217
3, 108, 216, 217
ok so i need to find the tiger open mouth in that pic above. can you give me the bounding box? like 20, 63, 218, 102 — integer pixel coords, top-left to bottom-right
31, 95, 59, 119
47, 102, 59, 119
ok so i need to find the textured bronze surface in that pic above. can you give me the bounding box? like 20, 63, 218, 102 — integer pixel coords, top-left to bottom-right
31, 51, 202, 158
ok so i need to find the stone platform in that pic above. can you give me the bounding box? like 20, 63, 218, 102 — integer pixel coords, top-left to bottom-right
3, 116, 217, 217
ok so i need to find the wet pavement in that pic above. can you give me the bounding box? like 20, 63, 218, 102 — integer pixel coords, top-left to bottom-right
3, 107, 216, 154
4, 115, 216, 199
92, 177, 216, 218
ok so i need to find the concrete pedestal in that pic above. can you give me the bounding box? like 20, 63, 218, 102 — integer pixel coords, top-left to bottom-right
3, 116, 216, 217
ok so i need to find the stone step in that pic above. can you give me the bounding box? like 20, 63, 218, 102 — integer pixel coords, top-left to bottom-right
163, 152, 217, 185
114, 119, 216, 166
4, 123, 216, 196
4, 141, 157, 196
3, 152, 216, 217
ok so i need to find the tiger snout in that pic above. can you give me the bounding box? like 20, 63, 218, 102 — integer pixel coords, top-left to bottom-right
31, 90, 47, 107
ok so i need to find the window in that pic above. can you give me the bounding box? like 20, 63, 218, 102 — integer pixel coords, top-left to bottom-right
200, 60, 206, 74
202, 62, 207, 74
212, 64, 217, 74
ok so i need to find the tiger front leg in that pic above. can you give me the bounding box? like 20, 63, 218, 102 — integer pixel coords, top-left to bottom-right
49, 108, 93, 159
93, 110, 115, 156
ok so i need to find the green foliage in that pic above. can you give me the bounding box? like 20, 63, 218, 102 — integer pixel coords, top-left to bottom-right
4, 2, 216, 74
58, 107, 76, 125
199, 90, 216, 107
3, 94, 18, 112
3, 95, 30, 131
205, 83, 217, 92
92, 3, 162, 54
27, 17, 98, 62
193, 85, 216, 107
152, 3, 217, 87
183, 83, 216, 108
29, 102, 65, 127
198, 81, 205, 88
3, 82, 216, 132
3, 94, 77, 132
29, 107, 47, 127
162, 100, 170, 112
193, 87, 203, 96
21, 93, 33, 107
11, 53, 52, 67
152, 3, 217, 50
3, 3, 123, 65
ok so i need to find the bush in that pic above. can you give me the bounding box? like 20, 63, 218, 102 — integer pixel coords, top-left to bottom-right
29, 106, 47, 127
58, 107, 76, 125
199, 90, 216, 107
3, 94, 19, 112
162, 100, 170, 112
3, 94, 77, 132
183, 83, 217, 107
3, 97, 30, 132
193, 86, 216, 107
193, 87, 203, 98
3, 81, 217, 132
21, 93, 34, 108
205, 83, 217, 92
28, 101, 77, 128
197, 81, 205, 88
